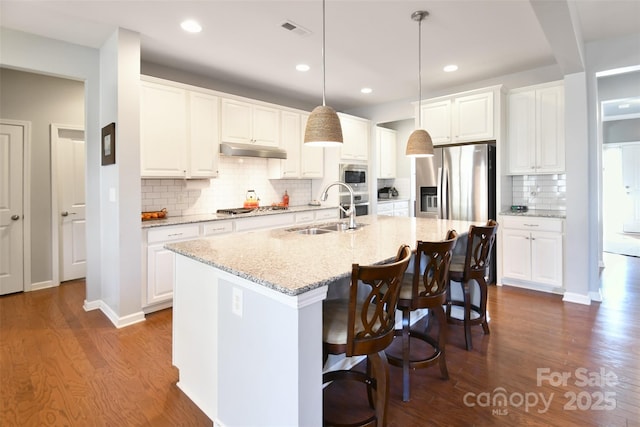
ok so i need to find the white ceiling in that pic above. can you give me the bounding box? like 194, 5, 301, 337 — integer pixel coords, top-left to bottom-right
1, 0, 639, 111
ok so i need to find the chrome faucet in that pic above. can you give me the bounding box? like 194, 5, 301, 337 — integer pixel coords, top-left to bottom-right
320, 181, 357, 229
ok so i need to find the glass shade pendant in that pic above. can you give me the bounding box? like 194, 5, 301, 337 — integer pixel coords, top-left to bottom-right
406, 10, 434, 157
304, 0, 343, 147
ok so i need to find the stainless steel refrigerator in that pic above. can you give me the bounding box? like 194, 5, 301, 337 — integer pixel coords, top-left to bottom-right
416, 142, 496, 222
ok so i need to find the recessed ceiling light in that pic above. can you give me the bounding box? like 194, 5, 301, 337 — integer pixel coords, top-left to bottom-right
296, 64, 310, 72
181, 20, 202, 33
443, 64, 458, 72
361, 87, 373, 94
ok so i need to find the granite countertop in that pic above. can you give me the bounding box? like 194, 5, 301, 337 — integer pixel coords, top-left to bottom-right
165, 215, 481, 296
141, 205, 338, 229
499, 209, 566, 219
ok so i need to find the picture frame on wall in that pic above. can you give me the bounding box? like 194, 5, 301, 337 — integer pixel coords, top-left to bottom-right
101, 122, 116, 165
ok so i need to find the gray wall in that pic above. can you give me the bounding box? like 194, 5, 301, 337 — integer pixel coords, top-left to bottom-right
0, 68, 84, 284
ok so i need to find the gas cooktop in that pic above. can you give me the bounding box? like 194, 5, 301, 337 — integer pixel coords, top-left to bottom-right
216, 206, 289, 215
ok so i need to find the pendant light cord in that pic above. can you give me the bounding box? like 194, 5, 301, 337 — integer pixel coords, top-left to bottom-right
417, 16, 422, 129
322, 0, 327, 107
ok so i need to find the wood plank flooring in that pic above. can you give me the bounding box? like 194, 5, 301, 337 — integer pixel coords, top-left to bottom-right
1, 252, 638, 426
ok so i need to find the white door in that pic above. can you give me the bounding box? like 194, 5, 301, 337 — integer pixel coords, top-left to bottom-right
0, 124, 24, 295
622, 143, 640, 233
56, 127, 86, 281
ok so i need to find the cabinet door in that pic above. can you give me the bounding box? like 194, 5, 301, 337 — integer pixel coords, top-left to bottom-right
140, 81, 187, 178
300, 114, 324, 178
147, 243, 176, 305
535, 85, 565, 173
221, 98, 253, 143
340, 114, 369, 161
377, 203, 394, 216
252, 105, 280, 146
377, 127, 397, 179
421, 100, 451, 145
279, 111, 302, 178
393, 201, 409, 217
530, 231, 563, 286
507, 90, 536, 174
501, 229, 532, 280
189, 92, 219, 178
453, 92, 494, 141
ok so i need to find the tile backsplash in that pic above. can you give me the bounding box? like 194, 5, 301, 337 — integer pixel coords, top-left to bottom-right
511, 174, 566, 211
142, 156, 313, 216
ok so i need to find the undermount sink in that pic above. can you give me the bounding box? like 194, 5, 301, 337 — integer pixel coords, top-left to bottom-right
286, 221, 367, 235
295, 227, 332, 235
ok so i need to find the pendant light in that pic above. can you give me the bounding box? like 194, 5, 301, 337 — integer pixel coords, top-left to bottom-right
304, 0, 343, 147
406, 10, 434, 157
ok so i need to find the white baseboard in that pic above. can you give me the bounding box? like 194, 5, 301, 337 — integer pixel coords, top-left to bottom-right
562, 292, 592, 305
83, 299, 146, 328
30, 280, 55, 291
589, 290, 603, 302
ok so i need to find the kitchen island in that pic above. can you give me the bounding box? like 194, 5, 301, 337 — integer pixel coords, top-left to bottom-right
165, 215, 481, 427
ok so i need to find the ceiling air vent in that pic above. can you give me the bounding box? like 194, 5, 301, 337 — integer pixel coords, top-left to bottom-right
280, 20, 311, 37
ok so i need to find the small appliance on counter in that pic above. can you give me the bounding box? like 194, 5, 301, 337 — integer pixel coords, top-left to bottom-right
378, 187, 399, 199
510, 205, 528, 212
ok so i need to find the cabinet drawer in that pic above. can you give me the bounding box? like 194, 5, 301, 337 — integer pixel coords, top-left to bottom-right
295, 211, 315, 223
315, 208, 339, 221
378, 203, 394, 215
501, 216, 563, 233
202, 221, 234, 236
147, 224, 200, 243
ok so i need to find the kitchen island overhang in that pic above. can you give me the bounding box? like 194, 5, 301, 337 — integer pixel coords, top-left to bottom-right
166, 215, 482, 427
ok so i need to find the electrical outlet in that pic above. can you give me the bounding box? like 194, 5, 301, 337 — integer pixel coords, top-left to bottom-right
232, 287, 243, 317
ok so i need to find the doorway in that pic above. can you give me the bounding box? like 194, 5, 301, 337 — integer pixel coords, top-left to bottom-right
599, 69, 640, 258
51, 125, 86, 283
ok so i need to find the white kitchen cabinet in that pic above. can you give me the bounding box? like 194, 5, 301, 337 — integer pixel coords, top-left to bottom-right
507, 81, 565, 174
420, 100, 452, 145
393, 200, 409, 217
145, 224, 200, 308
377, 127, 397, 179
500, 215, 564, 290
314, 208, 339, 221
269, 112, 324, 179
420, 88, 497, 146
300, 114, 324, 178
140, 78, 220, 179
221, 98, 280, 147
377, 200, 409, 217
339, 113, 369, 161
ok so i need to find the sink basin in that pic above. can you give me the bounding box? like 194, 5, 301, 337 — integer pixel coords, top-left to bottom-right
295, 227, 332, 235
317, 221, 367, 232
286, 221, 367, 235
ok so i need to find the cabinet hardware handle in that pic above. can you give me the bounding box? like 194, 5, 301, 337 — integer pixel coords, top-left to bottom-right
524, 224, 539, 227
168, 233, 184, 237
61, 211, 76, 217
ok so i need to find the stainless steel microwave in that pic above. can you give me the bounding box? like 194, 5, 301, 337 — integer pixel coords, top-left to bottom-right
339, 163, 367, 191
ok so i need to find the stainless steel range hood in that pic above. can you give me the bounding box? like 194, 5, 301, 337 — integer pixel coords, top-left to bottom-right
219, 142, 287, 159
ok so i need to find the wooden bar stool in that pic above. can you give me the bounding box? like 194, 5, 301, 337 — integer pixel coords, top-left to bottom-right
446, 220, 498, 351
322, 244, 412, 427
386, 230, 458, 402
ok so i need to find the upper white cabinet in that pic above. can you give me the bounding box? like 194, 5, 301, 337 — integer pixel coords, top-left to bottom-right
221, 98, 280, 147
339, 113, 370, 161
377, 127, 397, 179
269, 112, 324, 179
420, 100, 451, 145
507, 81, 565, 174
140, 78, 220, 179
420, 88, 497, 146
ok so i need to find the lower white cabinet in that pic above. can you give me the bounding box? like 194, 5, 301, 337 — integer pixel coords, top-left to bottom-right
377, 200, 409, 217
145, 224, 200, 308
500, 215, 564, 290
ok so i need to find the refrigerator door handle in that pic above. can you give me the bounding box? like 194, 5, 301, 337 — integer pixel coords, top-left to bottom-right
437, 166, 446, 218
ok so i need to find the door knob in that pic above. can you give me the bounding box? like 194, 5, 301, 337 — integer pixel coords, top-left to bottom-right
61, 211, 76, 217
11, 214, 20, 220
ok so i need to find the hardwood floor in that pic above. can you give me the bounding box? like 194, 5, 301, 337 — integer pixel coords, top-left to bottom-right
1, 252, 638, 426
